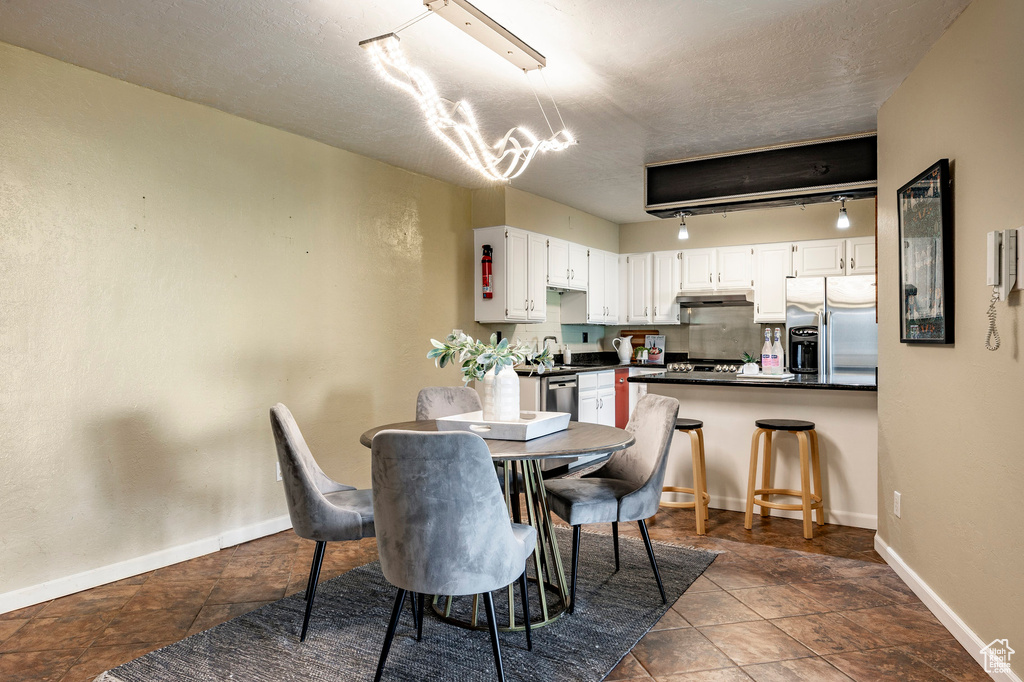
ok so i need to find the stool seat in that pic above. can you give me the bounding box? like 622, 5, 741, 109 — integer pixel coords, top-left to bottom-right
755, 418, 815, 431
675, 418, 704, 430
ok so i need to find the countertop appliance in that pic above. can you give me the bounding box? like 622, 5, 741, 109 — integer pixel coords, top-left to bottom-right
786, 275, 877, 381
788, 326, 819, 374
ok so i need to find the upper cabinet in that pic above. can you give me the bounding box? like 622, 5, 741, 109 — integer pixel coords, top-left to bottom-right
561, 249, 620, 325
652, 251, 680, 323
680, 248, 716, 291
717, 246, 754, 290
568, 243, 589, 290
753, 243, 793, 323
845, 237, 876, 275
474, 226, 547, 323
527, 233, 547, 321
547, 237, 570, 288
793, 239, 845, 277
625, 253, 653, 323
680, 246, 753, 291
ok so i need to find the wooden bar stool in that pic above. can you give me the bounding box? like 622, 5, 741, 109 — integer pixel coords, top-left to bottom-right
744, 419, 824, 540
660, 418, 710, 535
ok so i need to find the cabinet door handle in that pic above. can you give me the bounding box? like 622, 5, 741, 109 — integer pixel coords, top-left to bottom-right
708, 273, 712, 283
840, 259, 845, 270
571, 269, 575, 280
644, 306, 648, 316
850, 257, 855, 269
530, 300, 534, 311
718, 273, 721, 283
654, 306, 657, 316
566, 268, 569, 279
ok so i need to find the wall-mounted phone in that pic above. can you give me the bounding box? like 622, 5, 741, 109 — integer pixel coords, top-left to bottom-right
984, 228, 1020, 351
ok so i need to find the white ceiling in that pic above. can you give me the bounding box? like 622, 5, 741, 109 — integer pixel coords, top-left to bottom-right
0, 0, 970, 224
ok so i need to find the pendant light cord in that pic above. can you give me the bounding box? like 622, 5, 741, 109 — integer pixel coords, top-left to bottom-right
539, 69, 568, 133
526, 71, 557, 137
392, 9, 432, 35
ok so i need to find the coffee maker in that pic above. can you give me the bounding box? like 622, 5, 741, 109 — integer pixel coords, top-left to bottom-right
788, 326, 819, 374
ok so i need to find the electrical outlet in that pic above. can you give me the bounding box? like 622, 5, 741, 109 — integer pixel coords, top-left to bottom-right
582, 332, 589, 343
893, 491, 901, 518
276, 461, 283, 482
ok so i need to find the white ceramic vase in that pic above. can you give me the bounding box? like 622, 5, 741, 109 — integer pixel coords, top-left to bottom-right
481, 365, 520, 422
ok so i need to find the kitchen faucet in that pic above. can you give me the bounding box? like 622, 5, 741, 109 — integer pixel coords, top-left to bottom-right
542, 336, 558, 354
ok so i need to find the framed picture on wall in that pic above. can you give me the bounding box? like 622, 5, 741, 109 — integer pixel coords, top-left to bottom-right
897, 159, 954, 344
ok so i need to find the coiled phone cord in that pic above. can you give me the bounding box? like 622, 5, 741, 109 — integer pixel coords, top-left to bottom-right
985, 287, 1001, 351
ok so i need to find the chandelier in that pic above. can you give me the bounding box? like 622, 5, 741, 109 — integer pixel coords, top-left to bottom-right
360, 0, 575, 182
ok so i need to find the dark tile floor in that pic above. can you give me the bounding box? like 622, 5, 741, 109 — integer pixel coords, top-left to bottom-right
0, 508, 986, 681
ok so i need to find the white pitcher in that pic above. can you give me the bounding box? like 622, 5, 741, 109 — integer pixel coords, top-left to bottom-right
613, 336, 633, 364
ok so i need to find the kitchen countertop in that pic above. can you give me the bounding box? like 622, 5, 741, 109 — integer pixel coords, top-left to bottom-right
515, 363, 628, 377
628, 371, 877, 392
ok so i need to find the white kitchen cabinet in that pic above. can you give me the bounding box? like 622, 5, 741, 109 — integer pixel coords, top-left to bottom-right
845, 237, 876, 275
547, 237, 569, 288
652, 250, 680, 323
618, 254, 630, 325
579, 371, 615, 426
754, 243, 793, 323
586, 248, 605, 322
625, 253, 653, 323
527, 232, 547, 321
473, 226, 546, 323
568, 243, 589, 290
793, 239, 845, 277
680, 248, 716, 291
604, 252, 620, 323
717, 245, 754, 290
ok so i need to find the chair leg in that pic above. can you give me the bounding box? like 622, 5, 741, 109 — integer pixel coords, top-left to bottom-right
570, 525, 581, 614
797, 431, 814, 540
612, 521, 620, 572
745, 429, 763, 530
299, 541, 326, 642
518, 570, 532, 651
482, 591, 505, 682
761, 430, 773, 517
690, 430, 706, 535
416, 592, 425, 642
373, 589, 407, 682
810, 429, 825, 526
408, 592, 420, 635
637, 519, 666, 604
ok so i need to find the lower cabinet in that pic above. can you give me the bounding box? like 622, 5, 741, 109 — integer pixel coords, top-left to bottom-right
578, 371, 616, 426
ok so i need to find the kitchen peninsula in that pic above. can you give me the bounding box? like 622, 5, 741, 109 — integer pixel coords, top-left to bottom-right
630, 372, 878, 529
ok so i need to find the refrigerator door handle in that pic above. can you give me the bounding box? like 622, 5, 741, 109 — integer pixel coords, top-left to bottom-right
826, 311, 834, 376
816, 311, 825, 377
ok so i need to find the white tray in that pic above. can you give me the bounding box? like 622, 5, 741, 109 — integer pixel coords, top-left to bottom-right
736, 372, 795, 380
435, 410, 570, 441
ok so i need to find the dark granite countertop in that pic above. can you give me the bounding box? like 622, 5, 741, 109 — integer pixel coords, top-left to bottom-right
628, 371, 877, 392
515, 363, 626, 377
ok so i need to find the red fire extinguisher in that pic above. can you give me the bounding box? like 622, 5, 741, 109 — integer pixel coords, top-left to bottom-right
481, 245, 493, 299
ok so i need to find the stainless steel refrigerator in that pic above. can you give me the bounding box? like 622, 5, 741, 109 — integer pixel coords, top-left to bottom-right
786, 276, 878, 383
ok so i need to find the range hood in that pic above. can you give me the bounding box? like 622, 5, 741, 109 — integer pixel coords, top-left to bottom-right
677, 291, 754, 307
645, 133, 877, 218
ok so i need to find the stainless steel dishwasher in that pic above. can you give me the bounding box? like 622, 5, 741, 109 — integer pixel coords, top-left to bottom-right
540, 374, 578, 420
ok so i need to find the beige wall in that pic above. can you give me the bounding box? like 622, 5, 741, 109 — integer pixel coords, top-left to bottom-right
472, 186, 620, 252
0, 42, 488, 596
876, 0, 1023, 667
620, 199, 875, 253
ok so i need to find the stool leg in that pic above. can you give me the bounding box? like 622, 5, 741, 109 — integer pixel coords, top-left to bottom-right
760, 430, 773, 517
810, 429, 825, 526
696, 428, 709, 522
796, 431, 814, 539
689, 430, 705, 535
745, 429, 763, 530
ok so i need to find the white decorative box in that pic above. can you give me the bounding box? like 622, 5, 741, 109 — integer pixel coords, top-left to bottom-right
435, 410, 570, 441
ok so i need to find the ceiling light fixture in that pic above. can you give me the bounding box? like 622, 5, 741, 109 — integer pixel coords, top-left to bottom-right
359, 0, 574, 183
834, 196, 851, 229
676, 212, 691, 240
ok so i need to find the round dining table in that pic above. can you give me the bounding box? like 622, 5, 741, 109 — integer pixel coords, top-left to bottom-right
360, 419, 634, 631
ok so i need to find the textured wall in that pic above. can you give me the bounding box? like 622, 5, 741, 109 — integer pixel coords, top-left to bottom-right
0, 42, 483, 595
619, 199, 876, 254
876, 0, 1024, 666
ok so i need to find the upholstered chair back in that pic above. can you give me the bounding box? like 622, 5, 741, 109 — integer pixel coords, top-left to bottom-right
371, 430, 525, 595
415, 386, 482, 421
592, 394, 679, 521
270, 403, 361, 541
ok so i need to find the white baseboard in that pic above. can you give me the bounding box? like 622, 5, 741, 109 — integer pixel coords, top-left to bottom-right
875, 535, 1020, 682
687, 493, 877, 530
0, 515, 292, 615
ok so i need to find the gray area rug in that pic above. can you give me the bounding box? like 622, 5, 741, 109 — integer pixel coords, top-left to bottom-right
97, 528, 716, 681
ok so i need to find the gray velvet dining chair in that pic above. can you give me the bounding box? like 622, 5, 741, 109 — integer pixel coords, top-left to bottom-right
415, 385, 481, 421
543, 394, 679, 613
269, 403, 377, 642
370, 430, 536, 682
